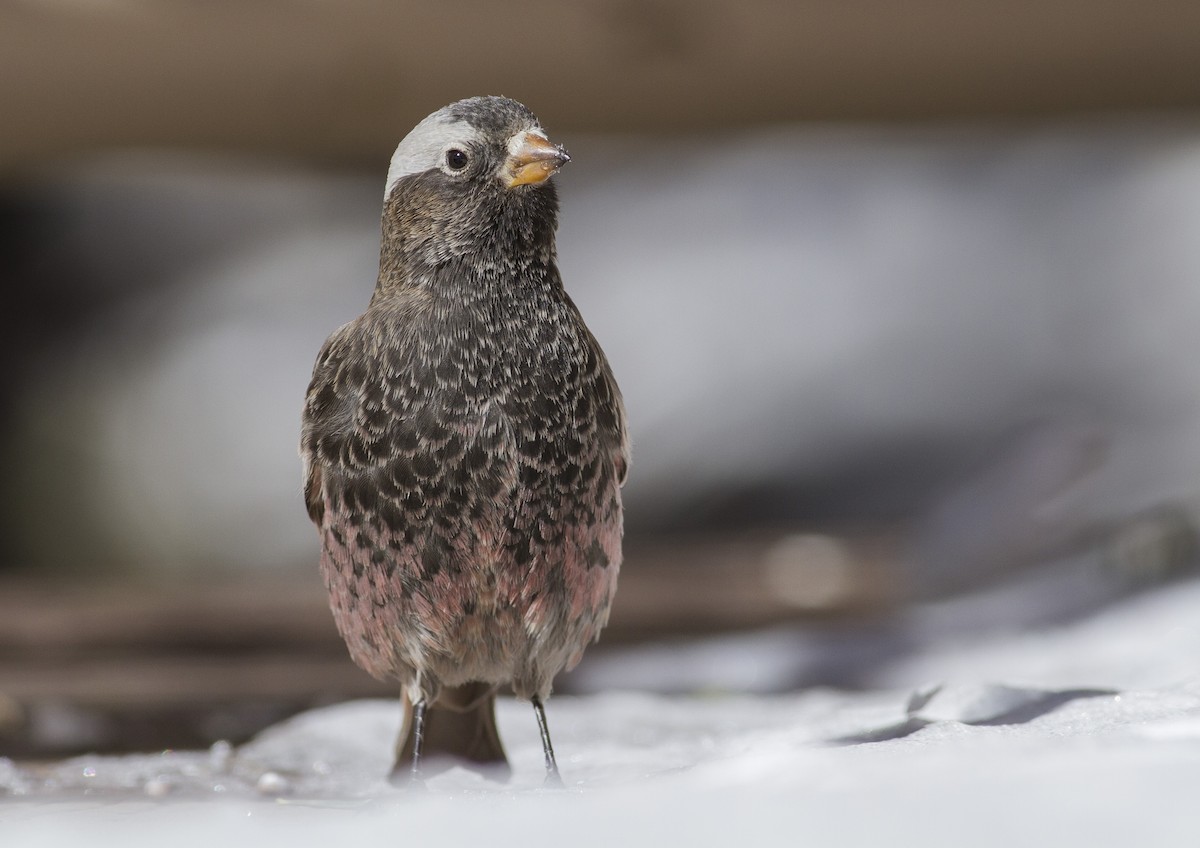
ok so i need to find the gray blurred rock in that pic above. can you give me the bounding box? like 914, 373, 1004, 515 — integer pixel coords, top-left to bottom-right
6, 122, 1200, 585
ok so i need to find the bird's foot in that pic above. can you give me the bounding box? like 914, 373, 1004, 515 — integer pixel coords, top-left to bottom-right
387, 765, 429, 792
542, 767, 565, 789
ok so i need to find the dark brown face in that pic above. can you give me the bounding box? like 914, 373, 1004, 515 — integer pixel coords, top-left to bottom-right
380, 96, 571, 268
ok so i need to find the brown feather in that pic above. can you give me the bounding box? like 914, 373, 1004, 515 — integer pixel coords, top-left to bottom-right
300, 96, 628, 776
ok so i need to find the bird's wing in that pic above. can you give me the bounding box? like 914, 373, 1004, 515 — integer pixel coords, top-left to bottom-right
602, 364, 631, 488
301, 303, 456, 534
300, 321, 362, 525
609, 374, 631, 488
571, 304, 630, 488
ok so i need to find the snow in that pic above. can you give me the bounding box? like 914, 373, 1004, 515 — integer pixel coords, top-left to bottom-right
4, 577, 1200, 846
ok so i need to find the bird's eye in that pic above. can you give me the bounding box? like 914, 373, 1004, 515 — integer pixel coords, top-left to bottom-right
445, 149, 469, 171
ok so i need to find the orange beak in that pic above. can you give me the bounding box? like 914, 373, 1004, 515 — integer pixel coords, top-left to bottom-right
504, 130, 570, 188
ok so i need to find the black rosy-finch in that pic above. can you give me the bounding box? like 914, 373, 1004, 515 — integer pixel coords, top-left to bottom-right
300, 96, 629, 784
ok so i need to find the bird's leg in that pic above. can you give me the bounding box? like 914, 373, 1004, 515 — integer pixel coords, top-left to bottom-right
408, 698, 429, 784
532, 696, 563, 786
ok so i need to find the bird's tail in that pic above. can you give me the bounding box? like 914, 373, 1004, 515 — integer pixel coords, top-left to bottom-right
391, 682, 510, 780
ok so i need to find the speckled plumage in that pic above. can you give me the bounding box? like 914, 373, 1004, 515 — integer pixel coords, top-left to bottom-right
300, 97, 628, 777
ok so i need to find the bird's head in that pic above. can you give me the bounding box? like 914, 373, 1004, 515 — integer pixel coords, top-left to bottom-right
379, 96, 570, 272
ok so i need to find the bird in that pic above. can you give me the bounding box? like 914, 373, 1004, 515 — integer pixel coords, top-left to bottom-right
300, 96, 629, 785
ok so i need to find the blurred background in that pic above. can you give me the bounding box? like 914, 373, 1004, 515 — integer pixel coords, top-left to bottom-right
4, 0, 1200, 758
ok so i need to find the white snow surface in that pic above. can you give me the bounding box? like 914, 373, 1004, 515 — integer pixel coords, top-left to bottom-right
4, 578, 1200, 846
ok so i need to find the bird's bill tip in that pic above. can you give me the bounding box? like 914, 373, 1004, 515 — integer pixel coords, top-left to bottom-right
504, 130, 570, 188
